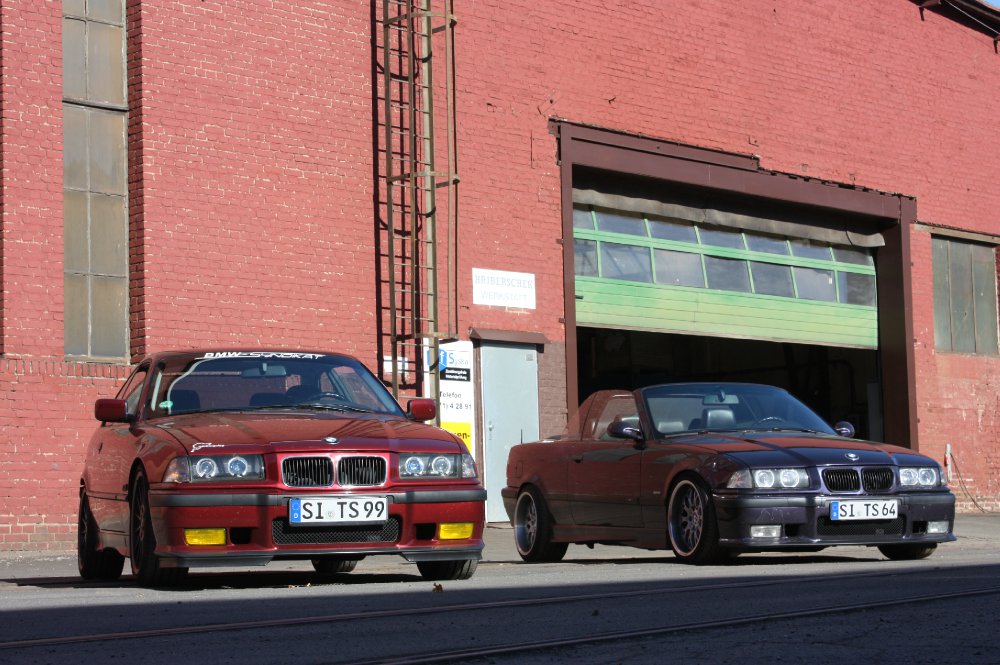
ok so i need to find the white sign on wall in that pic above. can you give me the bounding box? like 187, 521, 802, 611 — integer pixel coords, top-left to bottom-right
434, 340, 477, 457
472, 268, 536, 309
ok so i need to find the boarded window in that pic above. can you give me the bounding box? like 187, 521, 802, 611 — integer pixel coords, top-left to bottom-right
933, 237, 999, 355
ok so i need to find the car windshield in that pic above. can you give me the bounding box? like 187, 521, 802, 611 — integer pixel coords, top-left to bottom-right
641, 383, 835, 437
145, 352, 404, 418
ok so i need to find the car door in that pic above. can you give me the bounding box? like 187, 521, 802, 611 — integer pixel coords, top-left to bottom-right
567, 391, 644, 527
87, 364, 148, 535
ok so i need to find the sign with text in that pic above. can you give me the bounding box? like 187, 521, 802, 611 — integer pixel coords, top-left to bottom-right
472, 268, 536, 309
436, 340, 477, 457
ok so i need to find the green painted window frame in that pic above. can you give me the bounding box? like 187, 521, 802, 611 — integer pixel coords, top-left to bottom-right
573, 205, 877, 308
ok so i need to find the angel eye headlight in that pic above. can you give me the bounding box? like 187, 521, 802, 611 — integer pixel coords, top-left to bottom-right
430, 456, 453, 476
753, 469, 776, 488
186, 454, 264, 482
194, 457, 219, 479
227, 456, 250, 478
402, 456, 426, 477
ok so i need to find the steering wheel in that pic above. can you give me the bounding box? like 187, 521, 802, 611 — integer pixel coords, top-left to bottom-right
301, 391, 345, 402
750, 416, 785, 427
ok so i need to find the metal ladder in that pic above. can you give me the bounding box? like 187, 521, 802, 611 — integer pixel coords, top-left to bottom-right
376, 0, 459, 407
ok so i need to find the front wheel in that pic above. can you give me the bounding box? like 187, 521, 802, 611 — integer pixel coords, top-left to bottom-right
667, 478, 729, 565
513, 487, 568, 562
78, 493, 124, 581
130, 469, 188, 587
878, 544, 937, 560
416, 559, 478, 581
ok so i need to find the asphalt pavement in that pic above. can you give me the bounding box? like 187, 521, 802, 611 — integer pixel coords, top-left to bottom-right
1, 513, 997, 582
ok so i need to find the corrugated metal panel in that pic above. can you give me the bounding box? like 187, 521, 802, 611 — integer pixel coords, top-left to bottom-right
576, 278, 878, 349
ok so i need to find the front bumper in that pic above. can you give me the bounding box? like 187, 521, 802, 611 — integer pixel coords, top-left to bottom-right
713, 490, 956, 550
147, 488, 486, 568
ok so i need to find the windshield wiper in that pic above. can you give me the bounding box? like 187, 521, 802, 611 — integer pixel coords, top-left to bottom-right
746, 426, 823, 434
287, 403, 375, 414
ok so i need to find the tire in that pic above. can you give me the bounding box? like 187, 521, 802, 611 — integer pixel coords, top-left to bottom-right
667, 477, 729, 565
513, 486, 568, 563
416, 559, 478, 581
878, 543, 937, 560
78, 493, 125, 581
130, 469, 188, 587
311, 557, 362, 575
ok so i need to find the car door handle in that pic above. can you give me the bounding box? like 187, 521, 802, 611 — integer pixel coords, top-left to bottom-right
572, 456, 583, 463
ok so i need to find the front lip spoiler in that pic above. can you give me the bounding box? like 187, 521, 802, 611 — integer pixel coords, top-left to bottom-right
149, 489, 487, 508
156, 544, 484, 569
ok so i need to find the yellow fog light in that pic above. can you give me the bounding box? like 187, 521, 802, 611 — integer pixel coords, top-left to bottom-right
438, 523, 474, 540
185, 528, 227, 546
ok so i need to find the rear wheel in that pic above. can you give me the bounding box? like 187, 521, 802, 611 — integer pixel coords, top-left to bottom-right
77, 493, 124, 581
513, 487, 568, 562
130, 469, 188, 587
416, 559, 478, 581
311, 557, 362, 575
667, 477, 729, 565
877, 544, 937, 560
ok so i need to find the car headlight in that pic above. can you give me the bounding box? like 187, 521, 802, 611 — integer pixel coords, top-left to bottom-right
399, 453, 477, 479
899, 467, 939, 487
162, 454, 265, 483
727, 468, 809, 489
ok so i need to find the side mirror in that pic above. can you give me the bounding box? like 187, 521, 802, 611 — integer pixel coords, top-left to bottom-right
406, 398, 437, 422
833, 421, 856, 438
607, 420, 644, 442
95, 398, 132, 423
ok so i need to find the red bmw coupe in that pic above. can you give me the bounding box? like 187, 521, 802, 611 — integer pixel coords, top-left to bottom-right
78, 350, 485, 586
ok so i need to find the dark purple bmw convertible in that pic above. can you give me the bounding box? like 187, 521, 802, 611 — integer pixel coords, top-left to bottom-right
503, 383, 955, 564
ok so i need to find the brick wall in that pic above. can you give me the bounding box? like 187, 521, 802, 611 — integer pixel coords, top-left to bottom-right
0, 360, 129, 550
1, 0, 997, 551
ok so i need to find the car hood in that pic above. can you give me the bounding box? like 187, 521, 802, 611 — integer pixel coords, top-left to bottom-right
149, 411, 465, 455
680, 432, 934, 467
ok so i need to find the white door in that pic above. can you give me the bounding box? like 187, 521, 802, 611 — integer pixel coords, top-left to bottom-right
480, 342, 539, 522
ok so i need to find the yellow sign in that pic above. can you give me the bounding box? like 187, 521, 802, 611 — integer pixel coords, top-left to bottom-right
441, 421, 473, 454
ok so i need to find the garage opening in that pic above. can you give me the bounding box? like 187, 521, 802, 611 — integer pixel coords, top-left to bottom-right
576, 327, 882, 440
557, 123, 916, 448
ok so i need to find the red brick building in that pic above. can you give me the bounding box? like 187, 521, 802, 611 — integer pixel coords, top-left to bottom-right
1, 0, 997, 549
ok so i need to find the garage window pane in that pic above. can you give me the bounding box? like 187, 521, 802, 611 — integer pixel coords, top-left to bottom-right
705, 256, 750, 292
794, 266, 836, 302
601, 242, 652, 282
574, 239, 598, 277
88, 0, 124, 23
833, 246, 873, 266
596, 210, 647, 237
750, 262, 794, 297
63, 105, 88, 190
649, 218, 697, 243
745, 233, 789, 255
948, 241, 976, 353
790, 239, 832, 260
837, 272, 876, 307
655, 249, 704, 287
699, 227, 744, 249
573, 206, 595, 230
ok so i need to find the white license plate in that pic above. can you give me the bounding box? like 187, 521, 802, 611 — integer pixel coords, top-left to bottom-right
289, 496, 388, 525
830, 499, 899, 521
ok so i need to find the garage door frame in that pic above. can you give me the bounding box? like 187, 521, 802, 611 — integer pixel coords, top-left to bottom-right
553, 121, 918, 449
